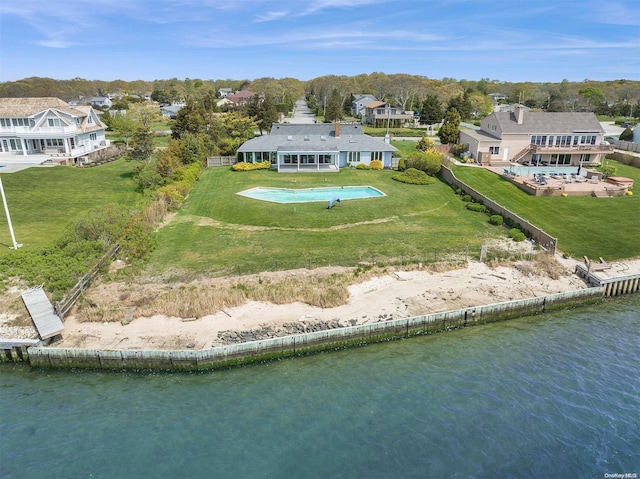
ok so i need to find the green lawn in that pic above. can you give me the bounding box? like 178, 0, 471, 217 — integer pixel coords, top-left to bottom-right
452, 162, 640, 260
390, 140, 418, 157
145, 168, 499, 278
0, 160, 142, 254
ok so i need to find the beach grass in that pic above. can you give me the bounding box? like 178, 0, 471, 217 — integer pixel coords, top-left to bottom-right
451, 160, 640, 260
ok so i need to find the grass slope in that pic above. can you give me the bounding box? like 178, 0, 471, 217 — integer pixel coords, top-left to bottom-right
146, 168, 498, 278
0, 160, 142, 254
452, 161, 640, 260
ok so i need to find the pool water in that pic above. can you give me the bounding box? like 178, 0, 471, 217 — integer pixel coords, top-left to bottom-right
238, 186, 385, 203
505, 164, 586, 177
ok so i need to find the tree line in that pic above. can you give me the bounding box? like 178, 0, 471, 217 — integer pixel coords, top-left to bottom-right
2, 75, 638, 121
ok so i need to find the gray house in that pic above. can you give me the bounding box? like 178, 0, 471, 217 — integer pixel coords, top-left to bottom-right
351, 94, 377, 117
237, 122, 397, 172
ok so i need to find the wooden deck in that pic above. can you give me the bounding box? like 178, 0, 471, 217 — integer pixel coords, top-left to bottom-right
21, 287, 64, 340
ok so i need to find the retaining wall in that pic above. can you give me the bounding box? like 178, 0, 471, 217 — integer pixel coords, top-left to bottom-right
439, 166, 558, 253
27, 288, 604, 371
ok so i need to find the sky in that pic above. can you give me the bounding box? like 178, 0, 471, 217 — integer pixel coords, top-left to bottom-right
0, 0, 639, 83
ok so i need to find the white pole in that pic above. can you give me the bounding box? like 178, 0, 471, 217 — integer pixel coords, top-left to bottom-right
0, 176, 21, 250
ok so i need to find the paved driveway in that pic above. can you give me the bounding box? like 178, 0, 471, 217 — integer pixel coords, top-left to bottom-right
289, 99, 317, 124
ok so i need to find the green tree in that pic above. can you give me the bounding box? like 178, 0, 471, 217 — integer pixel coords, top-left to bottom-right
324, 88, 343, 122
110, 113, 138, 148
419, 94, 444, 124
256, 94, 278, 134
447, 92, 472, 121
129, 126, 154, 162
129, 103, 162, 129
619, 127, 634, 141
416, 136, 436, 152
172, 100, 205, 139
437, 108, 461, 145
405, 149, 443, 175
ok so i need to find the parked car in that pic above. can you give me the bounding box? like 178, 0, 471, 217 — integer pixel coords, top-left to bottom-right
621, 121, 635, 128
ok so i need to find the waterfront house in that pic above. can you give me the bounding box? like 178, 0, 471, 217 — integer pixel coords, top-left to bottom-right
237, 122, 397, 172
459, 104, 613, 167
0, 97, 109, 159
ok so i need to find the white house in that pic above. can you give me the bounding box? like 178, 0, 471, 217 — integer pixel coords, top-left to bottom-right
237, 122, 397, 172
0, 97, 109, 158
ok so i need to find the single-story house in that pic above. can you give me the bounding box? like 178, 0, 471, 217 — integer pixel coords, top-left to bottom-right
0, 97, 109, 158
237, 122, 397, 172
459, 104, 613, 167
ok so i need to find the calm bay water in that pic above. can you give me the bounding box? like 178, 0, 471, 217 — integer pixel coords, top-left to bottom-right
1, 297, 639, 479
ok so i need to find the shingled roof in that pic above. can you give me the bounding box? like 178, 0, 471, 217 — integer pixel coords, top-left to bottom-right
494, 110, 604, 134
238, 123, 397, 154
0, 97, 87, 118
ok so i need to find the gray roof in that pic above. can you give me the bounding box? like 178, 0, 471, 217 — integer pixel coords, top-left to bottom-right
238, 123, 397, 153
494, 111, 604, 135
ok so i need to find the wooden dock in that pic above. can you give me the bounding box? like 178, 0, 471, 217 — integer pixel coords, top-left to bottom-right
21, 287, 64, 340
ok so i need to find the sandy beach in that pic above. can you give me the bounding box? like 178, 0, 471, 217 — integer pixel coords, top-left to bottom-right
7, 251, 634, 351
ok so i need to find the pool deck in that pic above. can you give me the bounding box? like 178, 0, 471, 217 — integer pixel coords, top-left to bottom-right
485, 166, 630, 197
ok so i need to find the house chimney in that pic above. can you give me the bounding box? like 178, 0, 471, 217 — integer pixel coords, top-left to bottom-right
515, 104, 525, 124
335, 120, 340, 138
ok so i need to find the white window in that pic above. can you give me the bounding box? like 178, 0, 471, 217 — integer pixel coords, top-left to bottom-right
48, 118, 61, 127
46, 139, 64, 147
0, 118, 10, 127
348, 151, 361, 162
9, 139, 23, 150
90, 133, 97, 141
372, 151, 383, 161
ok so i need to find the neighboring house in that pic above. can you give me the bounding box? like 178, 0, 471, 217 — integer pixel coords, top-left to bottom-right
363, 101, 415, 128
89, 96, 113, 108
0, 97, 109, 158
225, 90, 259, 107
218, 88, 232, 98
459, 104, 613, 166
351, 94, 377, 117
237, 122, 397, 172
160, 105, 182, 119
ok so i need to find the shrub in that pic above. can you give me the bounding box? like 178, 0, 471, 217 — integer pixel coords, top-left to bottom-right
392, 167, 436, 185
465, 203, 487, 213
462, 194, 472, 202
356, 163, 370, 170
405, 149, 443, 175
231, 161, 271, 171
397, 157, 407, 171
489, 215, 504, 226
369, 159, 383, 170
619, 127, 634, 142
509, 228, 526, 242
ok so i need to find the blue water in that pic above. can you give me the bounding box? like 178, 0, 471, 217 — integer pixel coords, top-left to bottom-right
506, 165, 585, 177
238, 185, 385, 203
1, 297, 639, 478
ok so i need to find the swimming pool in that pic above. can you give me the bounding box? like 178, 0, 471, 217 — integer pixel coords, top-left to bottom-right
504, 164, 586, 177
238, 186, 385, 203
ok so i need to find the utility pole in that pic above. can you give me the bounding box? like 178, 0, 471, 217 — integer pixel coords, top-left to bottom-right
0, 176, 21, 250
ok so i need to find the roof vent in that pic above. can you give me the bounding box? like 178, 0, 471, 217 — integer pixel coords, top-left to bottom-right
321, 135, 326, 141
304, 135, 310, 141
287, 135, 293, 141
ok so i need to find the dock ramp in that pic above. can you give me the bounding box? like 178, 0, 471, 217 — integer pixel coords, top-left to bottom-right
21, 287, 64, 340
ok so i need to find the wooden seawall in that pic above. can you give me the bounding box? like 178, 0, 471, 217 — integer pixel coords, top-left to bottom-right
25, 288, 606, 371
575, 264, 640, 297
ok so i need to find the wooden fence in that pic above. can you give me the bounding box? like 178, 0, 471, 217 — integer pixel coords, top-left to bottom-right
54, 245, 120, 319
207, 156, 236, 167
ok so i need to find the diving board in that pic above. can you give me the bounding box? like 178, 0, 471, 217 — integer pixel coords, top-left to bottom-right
21, 287, 64, 340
